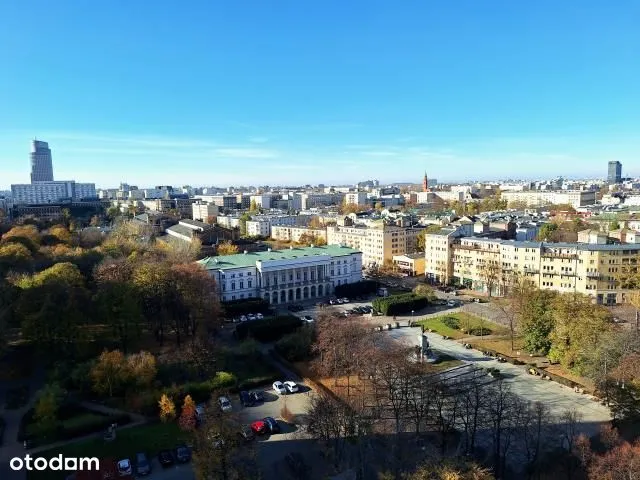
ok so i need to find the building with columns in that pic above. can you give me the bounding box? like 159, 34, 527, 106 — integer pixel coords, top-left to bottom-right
197, 245, 362, 304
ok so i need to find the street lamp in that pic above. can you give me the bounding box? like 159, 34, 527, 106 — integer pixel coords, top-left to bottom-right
411, 310, 415, 324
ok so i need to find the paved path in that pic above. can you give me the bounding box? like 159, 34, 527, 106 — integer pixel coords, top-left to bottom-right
387, 327, 612, 436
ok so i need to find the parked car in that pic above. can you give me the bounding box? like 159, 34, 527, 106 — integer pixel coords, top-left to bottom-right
273, 381, 287, 395
134, 453, 151, 476
240, 390, 254, 407
240, 424, 256, 441
302, 315, 314, 323
337, 298, 344, 304
342, 297, 350, 303
249, 390, 264, 403
263, 416, 281, 434
446, 299, 457, 307
117, 459, 132, 476
283, 380, 299, 393
247, 314, 256, 321
174, 444, 191, 463
250, 420, 268, 435
329, 299, 337, 305
218, 396, 232, 412
158, 450, 174, 468
256, 313, 264, 320
240, 315, 248, 322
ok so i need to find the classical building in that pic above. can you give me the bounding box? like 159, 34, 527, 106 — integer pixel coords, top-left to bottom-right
198, 245, 362, 304
425, 234, 640, 304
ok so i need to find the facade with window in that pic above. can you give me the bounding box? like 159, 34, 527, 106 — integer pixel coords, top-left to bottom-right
198, 245, 362, 304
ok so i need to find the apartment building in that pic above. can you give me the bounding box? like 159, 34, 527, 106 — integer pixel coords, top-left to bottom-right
192, 201, 219, 222
300, 193, 345, 210
198, 245, 362, 304
250, 194, 273, 209
344, 192, 368, 205
11, 181, 96, 205
246, 220, 271, 237
426, 235, 640, 304
271, 225, 327, 243
424, 228, 464, 284
326, 224, 425, 267
501, 190, 596, 208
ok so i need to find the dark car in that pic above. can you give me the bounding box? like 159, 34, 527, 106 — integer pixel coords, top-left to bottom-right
135, 452, 151, 476
174, 444, 191, 463
263, 416, 280, 434
249, 390, 264, 403
240, 390, 254, 407
240, 424, 255, 441
158, 450, 174, 468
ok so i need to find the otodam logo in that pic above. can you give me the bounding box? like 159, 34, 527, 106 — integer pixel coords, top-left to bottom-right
10, 455, 100, 472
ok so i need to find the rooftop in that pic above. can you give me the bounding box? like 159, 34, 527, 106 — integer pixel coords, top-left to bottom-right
457, 236, 640, 252
198, 244, 361, 270
166, 224, 194, 238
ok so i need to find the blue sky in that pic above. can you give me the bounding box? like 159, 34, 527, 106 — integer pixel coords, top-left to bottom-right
1, 1, 638, 189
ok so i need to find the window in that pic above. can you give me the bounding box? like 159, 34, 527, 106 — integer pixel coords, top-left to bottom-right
232, 295, 236, 300
231, 282, 236, 291
240, 281, 244, 289
248, 280, 252, 288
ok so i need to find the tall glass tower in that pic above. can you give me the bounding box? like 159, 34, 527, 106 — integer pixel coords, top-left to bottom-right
30, 140, 54, 182
607, 161, 622, 184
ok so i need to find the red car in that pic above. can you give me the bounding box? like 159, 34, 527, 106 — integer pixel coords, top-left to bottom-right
250, 420, 267, 435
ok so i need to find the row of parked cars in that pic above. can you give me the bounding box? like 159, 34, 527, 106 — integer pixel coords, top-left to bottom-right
329, 297, 350, 305
115, 445, 192, 477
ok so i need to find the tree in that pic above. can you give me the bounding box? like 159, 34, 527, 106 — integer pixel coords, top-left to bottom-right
89, 215, 101, 227
238, 212, 251, 236
416, 225, 442, 252
0, 242, 33, 273
91, 350, 129, 397
405, 459, 495, 480
413, 283, 436, 301
127, 351, 157, 388
609, 220, 621, 231
216, 241, 239, 256
2, 224, 41, 247
132, 261, 172, 346
178, 395, 197, 431
517, 287, 557, 354
536, 223, 559, 242
589, 440, 640, 480
478, 261, 502, 297
249, 199, 258, 212
374, 201, 384, 211
48, 225, 72, 244
61, 208, 72, 228
548, 293, 611, 369
158, 393, 176, 422
33, 383, 66, 438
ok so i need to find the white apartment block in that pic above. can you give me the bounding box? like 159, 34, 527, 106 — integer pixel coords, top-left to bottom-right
250, 194, 273, 209
344, 192, 368, 205
246, 220, 271, 237
501, 190, 596, 208
192, 201, 219, 222
271, 225, 327, 243
300, 193, 345, 210
198, 245, 362, 304
326, 224, 424, 266
11, 181, 96, 205
216, 215, 242, 229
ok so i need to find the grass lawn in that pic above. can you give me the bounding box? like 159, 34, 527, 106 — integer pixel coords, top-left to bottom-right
225, 351, 280, 389
28, 422, 189, 480
428, 353, 463, 371
472, 337, 525, 357
415, 312, 508, 339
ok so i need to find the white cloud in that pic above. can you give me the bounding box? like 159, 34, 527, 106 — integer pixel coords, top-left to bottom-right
213, 148, 278, 159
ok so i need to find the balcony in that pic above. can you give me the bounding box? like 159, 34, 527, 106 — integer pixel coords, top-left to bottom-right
586, 272, 601, 279
455, 244, 496, 254
524, 268, 539, 274
541, 252, 578, 260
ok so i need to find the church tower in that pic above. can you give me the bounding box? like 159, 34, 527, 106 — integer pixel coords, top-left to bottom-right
422, 171, 429, 192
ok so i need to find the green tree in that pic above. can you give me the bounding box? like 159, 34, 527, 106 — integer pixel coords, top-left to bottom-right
416, 225, 442, 252
518, 288, 557, 354
132, 261, 172, 346
249, 199, 258, 212
610, 220, 621, 231
536, 223, 559, 242
238, 212, 252, 236
33, 383, 66, 438
61, 208, 72, 228
91, 349, 129, 397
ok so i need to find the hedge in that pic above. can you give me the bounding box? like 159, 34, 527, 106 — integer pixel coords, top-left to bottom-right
235, 315, 303, 342
334, 280, 379, 298
442, 316, 460, 329
222, 298, 271, 317
371, 293, 431, 316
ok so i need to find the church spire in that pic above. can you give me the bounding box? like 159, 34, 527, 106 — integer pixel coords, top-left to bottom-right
422, 171, 429, 192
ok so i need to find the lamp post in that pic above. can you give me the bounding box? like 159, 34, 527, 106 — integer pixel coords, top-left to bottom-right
411, 310, 415, 325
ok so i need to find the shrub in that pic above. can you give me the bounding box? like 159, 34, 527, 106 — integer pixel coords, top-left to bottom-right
235, 315, 303, 342
441, 316, 460, 329
275, 325, 315, 362
334, 280, 378, 298
372, 293, 431, 316
467, 327, 492, 336
222, 298, 270, 317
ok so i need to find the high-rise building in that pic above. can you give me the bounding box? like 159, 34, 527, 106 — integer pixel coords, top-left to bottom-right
30, 140, 54, 182
608, 161, 622, 184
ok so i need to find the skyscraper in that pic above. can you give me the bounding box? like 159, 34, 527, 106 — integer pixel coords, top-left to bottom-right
608, 161, 622, 184
30, 140, 54, 182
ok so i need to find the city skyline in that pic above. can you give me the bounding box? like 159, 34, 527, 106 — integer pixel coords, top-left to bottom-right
1, 1, 638, 187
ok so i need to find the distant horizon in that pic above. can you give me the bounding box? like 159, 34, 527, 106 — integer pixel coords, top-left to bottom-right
1, 2, 638, 188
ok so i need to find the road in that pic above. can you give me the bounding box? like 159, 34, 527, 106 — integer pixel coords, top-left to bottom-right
386, 327, 612, 435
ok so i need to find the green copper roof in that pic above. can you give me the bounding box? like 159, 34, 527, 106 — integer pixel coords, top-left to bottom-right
198, 244, 360, 270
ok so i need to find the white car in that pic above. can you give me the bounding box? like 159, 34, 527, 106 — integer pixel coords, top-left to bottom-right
447, 299, 457, 307
337, 298, 344, 304
273, 381, 287, 395
283, 381, 298, 393
341, 297, 350, 303
247, 314, 256, 321
240, 315, 248, 322
117, 459, 132, 476
256, 313, 264, 320
302, 315, 314, 323
217, 396, 232, 412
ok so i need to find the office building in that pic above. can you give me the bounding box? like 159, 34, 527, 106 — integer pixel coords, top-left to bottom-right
198, 245, 362, 304
30, 140, 54, 182
608, 161, 622, 184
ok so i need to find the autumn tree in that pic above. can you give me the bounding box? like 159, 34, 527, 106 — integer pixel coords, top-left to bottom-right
132, 260, 172, 345
0, 242, 33, 273
158, 393, 176, 422
126, 351, 157, 388
536, 223, 559, 242
91, 350, 129, 397
48, 224, 73, 245
178, 395, 197, 431
478, 261, 502, 297
404, 459, 495, 480
33, 383, 66, 438
216, 241, 239, 256
588, 440, 640, 480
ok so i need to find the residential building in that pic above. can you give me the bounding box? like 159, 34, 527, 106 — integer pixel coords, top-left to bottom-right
246, 220, 271, 237
192, 201, 219, 222
424, 227, 464, 284
326, 223, 425, 266
30, 140, 54, 182
197, 245, 362, 304
501, 190, 596, 208
300, 193, 345, 210
344, 192, 368, 205
271, 225, 327, 243
608, 161, 622, 184
11, 181, 96, 205
425, 235, 640, 304
250, 194, 273, 209
166, 219, 237, 245
392, 253, 426, 276
577, 229, 608, 244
